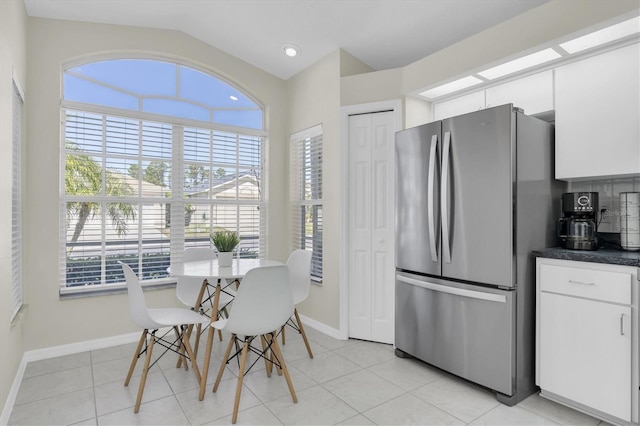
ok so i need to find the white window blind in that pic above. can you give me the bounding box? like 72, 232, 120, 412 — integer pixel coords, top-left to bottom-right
290, 125, 323, 280
61, 111, 264, 292
11, 75, 25, 320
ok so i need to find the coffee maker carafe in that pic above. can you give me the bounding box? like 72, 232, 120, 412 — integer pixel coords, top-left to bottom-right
557, 192, 598, 251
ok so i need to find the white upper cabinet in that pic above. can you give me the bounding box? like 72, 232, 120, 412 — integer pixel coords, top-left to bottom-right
555, 43, 640, 180
485, 70, 553, 115
433, 91, 485, 121
433, 70, 553, 121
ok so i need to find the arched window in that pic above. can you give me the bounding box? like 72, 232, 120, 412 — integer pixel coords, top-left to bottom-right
61, 58, 265, 294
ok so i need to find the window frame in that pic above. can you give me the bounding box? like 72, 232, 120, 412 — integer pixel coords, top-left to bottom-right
290, 124, 323, 282
11, 71, 25, 320
59, 57, 267, 296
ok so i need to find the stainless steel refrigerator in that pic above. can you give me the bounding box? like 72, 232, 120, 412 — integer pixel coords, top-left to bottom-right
395, 104, 563, 405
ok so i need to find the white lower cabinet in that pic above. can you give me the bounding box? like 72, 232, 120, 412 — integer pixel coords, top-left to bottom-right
536, 258, 638, 425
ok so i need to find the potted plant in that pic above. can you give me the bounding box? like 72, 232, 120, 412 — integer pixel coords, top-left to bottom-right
210, 230, 240, 267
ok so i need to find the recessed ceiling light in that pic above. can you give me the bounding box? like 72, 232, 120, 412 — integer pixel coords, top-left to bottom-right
283, 44, 300, 57
559, 16, 640, 54
229, 95, 238, 101
420, 76, 484, 99
478, 48, 561, 80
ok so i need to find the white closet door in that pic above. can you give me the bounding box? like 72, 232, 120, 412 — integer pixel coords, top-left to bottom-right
348, 111, 395, 344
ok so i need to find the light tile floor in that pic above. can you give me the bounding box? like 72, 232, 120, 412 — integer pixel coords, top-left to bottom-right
9, 327, 607, 425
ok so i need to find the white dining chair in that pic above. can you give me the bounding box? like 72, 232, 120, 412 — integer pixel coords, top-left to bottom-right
176, 247, 235, 352
211, 265, 297, 424
280, 249, 314, 358
119, 261, 209, 413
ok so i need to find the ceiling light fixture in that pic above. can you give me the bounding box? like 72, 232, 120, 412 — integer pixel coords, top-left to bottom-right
559, 16, 640, 54
477, 48, 561, 80
420, 76, 484, 99
229, 95, 238, 101
283, 44, 300, 57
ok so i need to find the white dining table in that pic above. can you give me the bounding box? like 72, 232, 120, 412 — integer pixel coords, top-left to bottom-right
167, 258, 281, 282
167, 257, 282, 400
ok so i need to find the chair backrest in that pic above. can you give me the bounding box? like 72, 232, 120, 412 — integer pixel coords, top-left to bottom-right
176, 248, 216, 306
119, 261, 158, 329
224, 265, 293, 337
286, 249, 312, 305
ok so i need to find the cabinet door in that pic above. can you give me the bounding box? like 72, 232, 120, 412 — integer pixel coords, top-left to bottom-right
555, 43, 640, 179
486, 70, 553, 115
539, 292, 632, 421
433, 91, 484, 121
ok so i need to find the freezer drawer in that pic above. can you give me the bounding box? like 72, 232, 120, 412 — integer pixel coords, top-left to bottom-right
395, 272, 515, 395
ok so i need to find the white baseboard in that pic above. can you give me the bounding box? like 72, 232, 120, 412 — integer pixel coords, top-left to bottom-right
1, 356, 28, 426
298, 313, 348, 340
1, 331, 141, 425
22, 331, 142, 363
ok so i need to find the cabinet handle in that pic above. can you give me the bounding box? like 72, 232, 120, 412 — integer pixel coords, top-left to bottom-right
620, 314, 625, 336
567, 279, 595, 286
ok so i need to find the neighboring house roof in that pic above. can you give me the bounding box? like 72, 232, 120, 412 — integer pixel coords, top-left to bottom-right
110, 171, 170, 198
187, 172, 260, 199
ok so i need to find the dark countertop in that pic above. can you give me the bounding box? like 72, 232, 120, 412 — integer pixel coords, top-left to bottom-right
532, 247, 640, 267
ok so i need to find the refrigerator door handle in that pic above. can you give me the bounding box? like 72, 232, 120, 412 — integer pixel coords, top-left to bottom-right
427, 134, 439, 262
397, 275, 507, 303
441, 130, 452, 264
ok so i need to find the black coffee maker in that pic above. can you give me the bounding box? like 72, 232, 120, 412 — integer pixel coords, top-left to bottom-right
557, 192, 599, 250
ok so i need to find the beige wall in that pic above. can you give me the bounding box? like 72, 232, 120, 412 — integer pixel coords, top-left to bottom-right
0, 0, 28, 415
23, 17, 288, 351
285, 50, 343, 329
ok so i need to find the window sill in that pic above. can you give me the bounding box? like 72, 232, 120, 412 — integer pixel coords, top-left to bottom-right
59, 279, 177, 299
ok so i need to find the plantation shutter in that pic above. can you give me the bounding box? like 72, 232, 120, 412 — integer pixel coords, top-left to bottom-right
290, 125, 323, 280
11, 76, 25, 320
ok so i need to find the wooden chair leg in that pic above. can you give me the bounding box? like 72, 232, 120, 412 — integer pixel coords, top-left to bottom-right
294, 308, 314, 359
231, 340, 250, 424
266, 333, 282, 376
198, 325, 215, 401
134, 332, 155, 413
182, 278, 208, 368
260, 335, 272, 377
173, 326, 188, 371
218, 307, 230, 342
213, 334, 236, 392
177, 324, 192, 368
281, 324, 286, 345
182, 325, 201, 383
125, 330, 147, 386
199, 281, 221, 401
194, 323, 202, 359
269, 332, 297, 403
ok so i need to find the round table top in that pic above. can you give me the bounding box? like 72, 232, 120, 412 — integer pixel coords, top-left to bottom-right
167, 258, 282, 279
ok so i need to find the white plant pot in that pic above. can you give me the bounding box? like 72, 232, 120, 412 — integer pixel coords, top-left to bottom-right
218, 251, 233, 267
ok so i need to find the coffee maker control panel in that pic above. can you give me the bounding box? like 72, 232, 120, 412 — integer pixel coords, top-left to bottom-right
563, 192, 598, 215
576, 195, 594, 211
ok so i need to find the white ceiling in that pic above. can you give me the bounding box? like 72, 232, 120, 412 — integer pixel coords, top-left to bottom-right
24, 0, 550, 80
